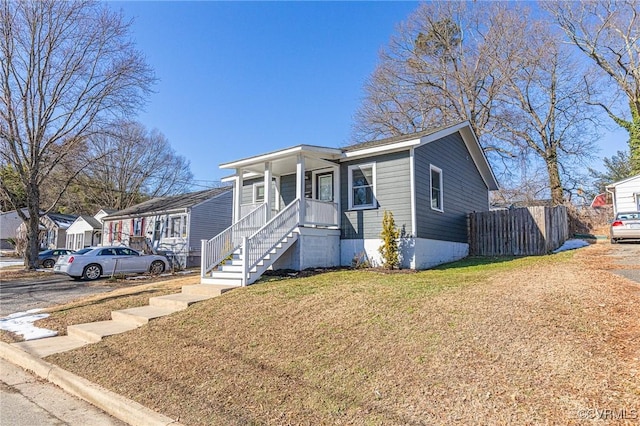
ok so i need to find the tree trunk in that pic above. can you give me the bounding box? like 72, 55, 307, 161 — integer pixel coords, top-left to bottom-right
629, 101, 640, 175
545, 153, 564, 206
25, 181, 41, 270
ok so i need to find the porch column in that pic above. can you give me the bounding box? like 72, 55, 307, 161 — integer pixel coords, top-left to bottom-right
296, 154, 306, 224
332, 164, 340, 227
264, 161, 272, 222
234, 168, 243, 222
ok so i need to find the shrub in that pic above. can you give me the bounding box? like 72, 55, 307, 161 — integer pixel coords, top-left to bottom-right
379, 210, 400, 269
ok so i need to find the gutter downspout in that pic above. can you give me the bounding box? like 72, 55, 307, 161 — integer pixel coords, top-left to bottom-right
605, 186, 616, 216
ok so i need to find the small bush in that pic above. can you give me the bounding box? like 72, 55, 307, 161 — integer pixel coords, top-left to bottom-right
379, 210, 400, 269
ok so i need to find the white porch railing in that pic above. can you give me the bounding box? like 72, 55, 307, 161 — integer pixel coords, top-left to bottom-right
239, 203, 262, 218
304, 199, 338, 226
240, 203, 279, 219
201, 203, 267, 277
243, 199, 301, 282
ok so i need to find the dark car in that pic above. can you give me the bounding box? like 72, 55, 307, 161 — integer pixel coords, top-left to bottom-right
38, 249, 75, 268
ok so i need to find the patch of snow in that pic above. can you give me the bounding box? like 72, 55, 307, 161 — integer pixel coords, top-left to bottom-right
552, 239, 590, 253
0, 309, 58, 340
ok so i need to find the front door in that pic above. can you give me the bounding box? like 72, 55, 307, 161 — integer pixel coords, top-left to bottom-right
316, 172, 334, 201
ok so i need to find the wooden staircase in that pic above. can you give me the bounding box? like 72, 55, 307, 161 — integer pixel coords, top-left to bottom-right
201, 199, 302, 287
201, 230, 299, 286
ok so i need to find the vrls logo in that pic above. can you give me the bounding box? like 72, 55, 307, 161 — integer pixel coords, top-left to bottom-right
576, 408, 638, 420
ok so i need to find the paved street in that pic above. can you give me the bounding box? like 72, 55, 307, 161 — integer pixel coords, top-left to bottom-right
0, 273, 112, 317
0, 358, 126, 426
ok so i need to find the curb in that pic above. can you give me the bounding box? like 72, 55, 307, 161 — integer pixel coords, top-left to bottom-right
0, 342, 183, 426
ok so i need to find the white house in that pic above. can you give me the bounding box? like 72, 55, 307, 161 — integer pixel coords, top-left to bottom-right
65, 209, 115, 250
606, 174, 640, 215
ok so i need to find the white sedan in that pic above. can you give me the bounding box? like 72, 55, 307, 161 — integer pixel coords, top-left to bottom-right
54, 246, 169, 281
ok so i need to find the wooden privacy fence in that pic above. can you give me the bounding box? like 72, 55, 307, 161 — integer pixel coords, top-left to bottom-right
468, 205, 569, 256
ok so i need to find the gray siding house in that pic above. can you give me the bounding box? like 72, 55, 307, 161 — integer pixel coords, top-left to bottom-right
201, 121, 498, 286
102, 187, 233, 269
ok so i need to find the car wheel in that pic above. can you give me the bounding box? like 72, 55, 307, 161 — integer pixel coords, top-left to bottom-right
42, 259, 55, 268
149, 260, 165, 275
82, 264, 102, 281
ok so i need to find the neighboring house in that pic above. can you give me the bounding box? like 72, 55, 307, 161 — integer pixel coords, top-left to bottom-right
201, 121, 499, 286
101, 187, 233, 269
0, 209, 26, 250
606, 174, 640, 215
590, 193, 611, 209
15, 212, 78, 251
65, 209, 116, 250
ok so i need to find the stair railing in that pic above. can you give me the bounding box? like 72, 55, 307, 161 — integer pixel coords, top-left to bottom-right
242, 199, 301, 285
201, 203, 267, 277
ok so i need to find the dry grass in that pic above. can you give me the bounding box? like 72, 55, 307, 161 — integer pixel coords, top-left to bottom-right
42, 246, 640, 425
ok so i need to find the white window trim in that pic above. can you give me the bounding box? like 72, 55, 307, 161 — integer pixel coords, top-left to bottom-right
253, 182, 265, 203
311, 168, 335, 201
635, 193, 640, 211
430, 164, 444, 212
348, 163, 377, 210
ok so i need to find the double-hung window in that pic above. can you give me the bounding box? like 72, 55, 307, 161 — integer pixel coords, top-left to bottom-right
430, 165, 443, 212
348, 163, 376, 210
169, 216, 182, 238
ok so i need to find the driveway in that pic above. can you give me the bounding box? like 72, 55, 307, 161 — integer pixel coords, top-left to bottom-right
606, 242, 640, 284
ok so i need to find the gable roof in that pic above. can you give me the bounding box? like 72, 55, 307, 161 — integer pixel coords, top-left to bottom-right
342, 121, 499, 191
342, 124, 453, 153
79, 215, 102, 229
45, 213, 78, 229
605, 174, 640, 189
104, 187, 232, 220
219, 121, 498, 191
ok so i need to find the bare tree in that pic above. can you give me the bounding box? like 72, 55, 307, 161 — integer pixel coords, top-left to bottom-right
353, 1, 599, 204
352, 1, 523, 155
546, 0, 640, 174
80, 121, 193, 210
494, 18, 599, 205
0, 0, 154, 269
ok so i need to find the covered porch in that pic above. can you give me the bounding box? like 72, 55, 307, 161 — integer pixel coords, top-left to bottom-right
221, 145, 343, 228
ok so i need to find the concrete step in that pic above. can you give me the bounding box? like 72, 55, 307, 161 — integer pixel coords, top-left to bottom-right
199, 276, 243, 286
111, 306, 178, 326
67, 320, 140, 343
149, 293, 212, 310
12, 335, 89, 358
182, 284, 237, 296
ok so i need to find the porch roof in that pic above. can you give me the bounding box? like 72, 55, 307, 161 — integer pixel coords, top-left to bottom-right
220, 144, 342, 176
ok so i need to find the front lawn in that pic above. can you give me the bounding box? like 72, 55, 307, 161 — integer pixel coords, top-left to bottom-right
46, 245, 640, 425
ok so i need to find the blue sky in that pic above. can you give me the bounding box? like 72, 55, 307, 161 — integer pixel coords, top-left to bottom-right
112, 1, 629, 188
